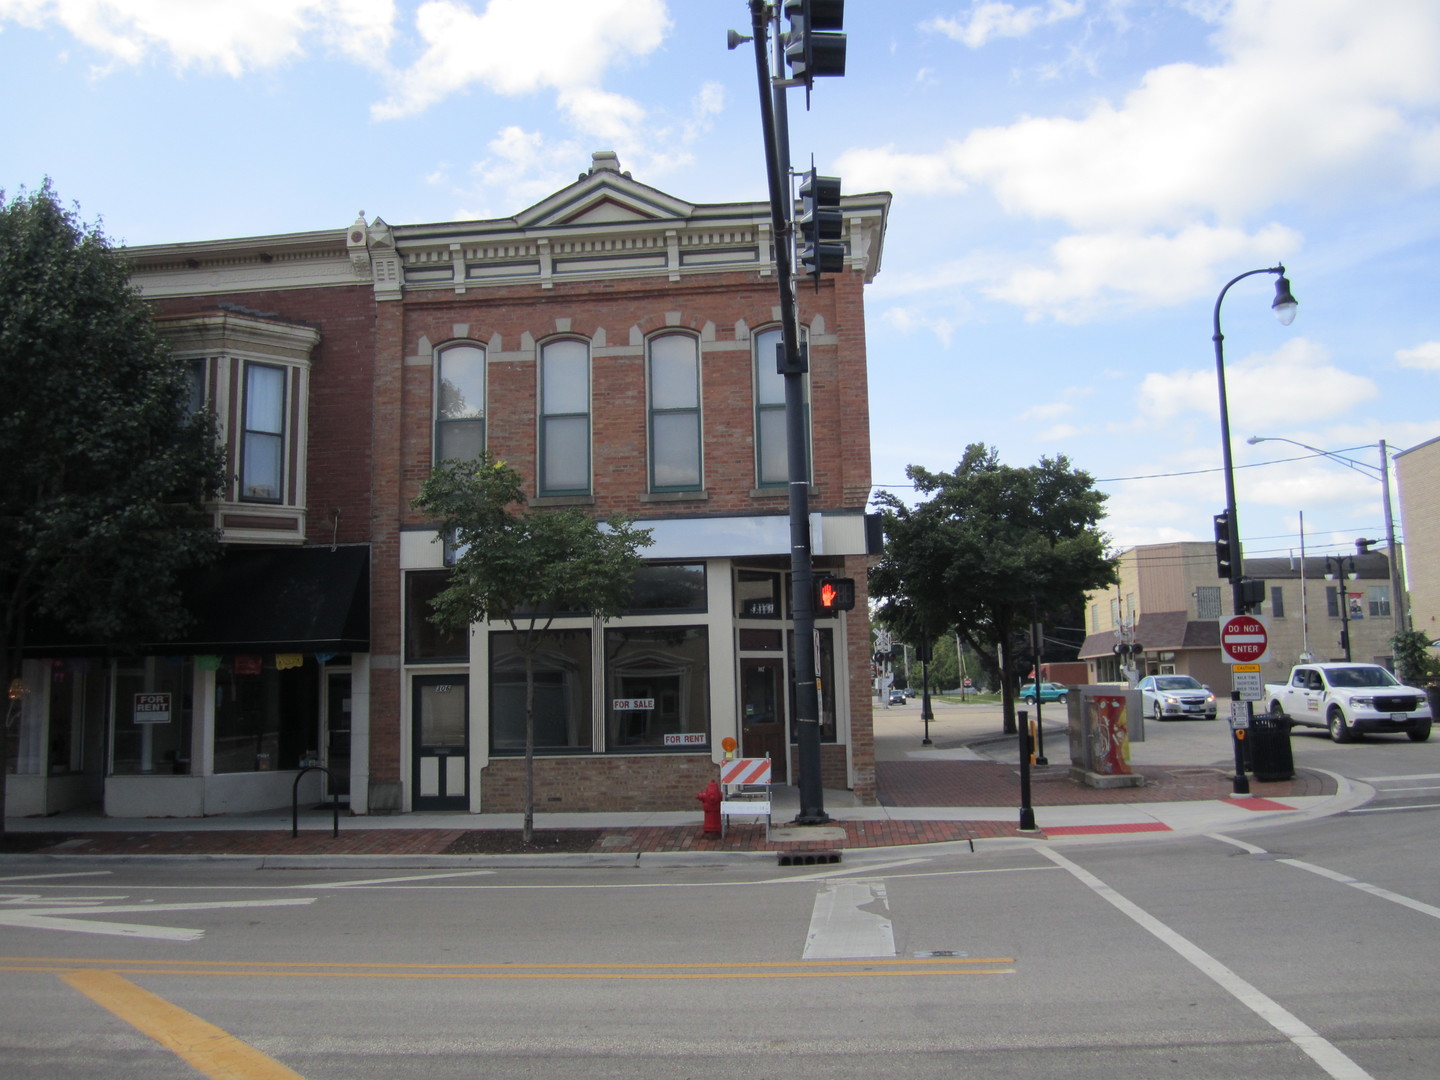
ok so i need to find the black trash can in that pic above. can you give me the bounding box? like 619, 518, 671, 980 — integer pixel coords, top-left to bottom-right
1247, 712, 1294, 782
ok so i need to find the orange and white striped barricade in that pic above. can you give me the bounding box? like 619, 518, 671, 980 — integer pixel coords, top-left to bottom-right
719, 756, 772, 838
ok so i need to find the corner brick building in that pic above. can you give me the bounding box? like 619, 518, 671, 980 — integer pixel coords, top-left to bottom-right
9, 154, 890, 819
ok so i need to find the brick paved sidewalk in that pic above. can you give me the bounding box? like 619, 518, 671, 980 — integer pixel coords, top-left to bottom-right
0, 760, 1336, 859
877, 761, 1333, 807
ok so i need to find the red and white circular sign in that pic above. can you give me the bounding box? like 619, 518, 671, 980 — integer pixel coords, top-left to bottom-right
1219, 614, 1269, 664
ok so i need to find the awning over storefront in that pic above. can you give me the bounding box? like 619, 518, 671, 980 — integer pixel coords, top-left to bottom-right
24, 545, 370, 657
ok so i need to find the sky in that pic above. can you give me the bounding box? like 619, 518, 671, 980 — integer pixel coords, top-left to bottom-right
3, 0, 1439, 569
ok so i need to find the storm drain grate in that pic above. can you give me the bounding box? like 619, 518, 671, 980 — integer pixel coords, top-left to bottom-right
777, 851, 842, 866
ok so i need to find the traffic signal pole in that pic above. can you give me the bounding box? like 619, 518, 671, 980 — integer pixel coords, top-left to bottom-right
747, 0, 827, 823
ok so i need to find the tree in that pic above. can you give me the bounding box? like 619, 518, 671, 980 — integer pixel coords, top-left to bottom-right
871, 444, 1117, 733
1, 183, 227, 829
412, 455, 653, 843
1391, 629, 1440, 687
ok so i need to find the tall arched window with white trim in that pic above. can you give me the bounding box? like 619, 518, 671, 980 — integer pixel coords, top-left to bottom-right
540, 337, 591, 495
435, 343, 486, 463
648, 332, 702, 491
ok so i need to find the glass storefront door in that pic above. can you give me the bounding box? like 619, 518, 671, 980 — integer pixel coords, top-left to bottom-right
412, 675, 468, 811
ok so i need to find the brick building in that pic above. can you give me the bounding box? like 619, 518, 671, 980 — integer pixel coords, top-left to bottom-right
1079, 540, 1401, 696
9, 153, 890, 818
1395, 436, 1440, 638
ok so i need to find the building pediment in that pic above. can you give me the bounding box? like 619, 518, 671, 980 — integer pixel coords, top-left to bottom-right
515, 151, 694, 228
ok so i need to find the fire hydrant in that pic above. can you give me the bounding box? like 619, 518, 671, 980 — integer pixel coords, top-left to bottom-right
697, 780, 722, 836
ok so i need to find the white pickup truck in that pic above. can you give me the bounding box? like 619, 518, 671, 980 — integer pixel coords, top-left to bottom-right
1264, 663, 1432, 743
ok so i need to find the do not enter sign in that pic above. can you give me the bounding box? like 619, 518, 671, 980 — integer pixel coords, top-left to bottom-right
1219, 614, 1269, 664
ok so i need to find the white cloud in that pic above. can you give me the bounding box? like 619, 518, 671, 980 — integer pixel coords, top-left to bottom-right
1136, 338, 1378, 431
1397, 341, 1440, 371
924, 1, 1085, 49
371, 0, 668, 121
988, 222, 1301, 321
841, 0, 1440, 318
0, 0, 394, 76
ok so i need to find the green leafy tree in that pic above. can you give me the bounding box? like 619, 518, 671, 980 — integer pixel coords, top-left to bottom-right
871, 444, 1117, 733
1, 183, 226, 829
412, 455, 652, 842
1392, 629, 1440, 687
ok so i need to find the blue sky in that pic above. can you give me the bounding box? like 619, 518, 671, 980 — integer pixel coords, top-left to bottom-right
4, 0, 1438, 567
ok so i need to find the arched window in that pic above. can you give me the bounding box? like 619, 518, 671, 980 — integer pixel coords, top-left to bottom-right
540, 338, 591, 495
648, 333, 701, 491
435, 343, 486, 463
754, 326, 809, 486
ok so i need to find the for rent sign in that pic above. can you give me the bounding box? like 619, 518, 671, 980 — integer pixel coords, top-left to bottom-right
133, 693, 172, 725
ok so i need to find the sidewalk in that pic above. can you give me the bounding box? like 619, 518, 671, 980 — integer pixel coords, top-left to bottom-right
1, 702, 1353, 861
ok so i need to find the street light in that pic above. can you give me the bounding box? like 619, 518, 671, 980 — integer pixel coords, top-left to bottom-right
1213, 264, 1298, 796
1245, 435, 1405, 638
1325, 553, 1357, 661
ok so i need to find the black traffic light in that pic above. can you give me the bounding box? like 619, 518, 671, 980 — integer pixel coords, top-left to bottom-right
797, 168, 844, 285
783, 0, 846, 89
815, 575, 855, 615
1213, 511, 1233, 581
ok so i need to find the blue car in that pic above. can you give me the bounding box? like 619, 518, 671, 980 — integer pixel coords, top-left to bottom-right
1020, 682, 1068, 704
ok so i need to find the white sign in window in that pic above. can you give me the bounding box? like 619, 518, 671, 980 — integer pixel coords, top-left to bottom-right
133, 693, 172, 725
612, 698, 656, 711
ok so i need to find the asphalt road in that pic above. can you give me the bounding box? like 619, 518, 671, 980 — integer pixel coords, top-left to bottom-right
4, 771, 1440, 1080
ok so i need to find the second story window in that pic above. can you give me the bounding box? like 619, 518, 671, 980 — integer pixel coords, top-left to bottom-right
241, 363, 285, 501
648, 333, 701, 491
540, 338, 590, 495
1195, 586, 1221, 620
436, 344, 486, 463
754, 326, 809, 487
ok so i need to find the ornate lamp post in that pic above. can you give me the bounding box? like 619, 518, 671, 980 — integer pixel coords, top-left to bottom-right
1213, 265, 1298, 795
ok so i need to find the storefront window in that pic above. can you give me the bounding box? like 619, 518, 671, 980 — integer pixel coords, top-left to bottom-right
735, 569, 782, 619
490, 630, 592, 753
605, 627, 710, 751
629, 563, 706, 613
213, 659, 319, 773
112, 658, 195, 775
407, 571, 468, 663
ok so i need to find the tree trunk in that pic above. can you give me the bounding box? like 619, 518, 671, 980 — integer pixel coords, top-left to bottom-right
997, 621, 1018, 735
523, 651, 535, 845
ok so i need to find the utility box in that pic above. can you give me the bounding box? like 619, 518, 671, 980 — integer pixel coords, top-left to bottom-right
1068, 686, 1145, 789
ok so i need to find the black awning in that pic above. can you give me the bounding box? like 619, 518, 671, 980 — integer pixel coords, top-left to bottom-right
25, 545, 370, 657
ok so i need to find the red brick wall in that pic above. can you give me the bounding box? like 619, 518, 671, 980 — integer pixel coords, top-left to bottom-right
480, 754, 719, 813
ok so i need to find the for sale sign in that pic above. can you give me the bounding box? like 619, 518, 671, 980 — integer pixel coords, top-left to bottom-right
1219, 615, 1270, 664
133, 693, 172, 725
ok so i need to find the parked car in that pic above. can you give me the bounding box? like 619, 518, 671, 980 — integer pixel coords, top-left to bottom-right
888, 689, 907, 705
1137, 674, 1218, 721
1020, 682, 1068, 704
904, 687, 917, 698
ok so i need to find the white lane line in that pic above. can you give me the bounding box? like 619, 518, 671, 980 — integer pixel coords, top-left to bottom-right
803, 881, 895, 960
1357, 772, 1440, 782
0, 897, 317, 941
1211, 834, 1440, 921
1279, 862, 1440, 920
1039, 847, 1373, 1080
1348, 804, 1440, 814
1368, 785, 1440, 793
308, 870, 497, 889
0, 872, 112, 884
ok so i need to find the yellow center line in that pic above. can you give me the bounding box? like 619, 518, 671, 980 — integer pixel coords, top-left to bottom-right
61, 968, 305, 1080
